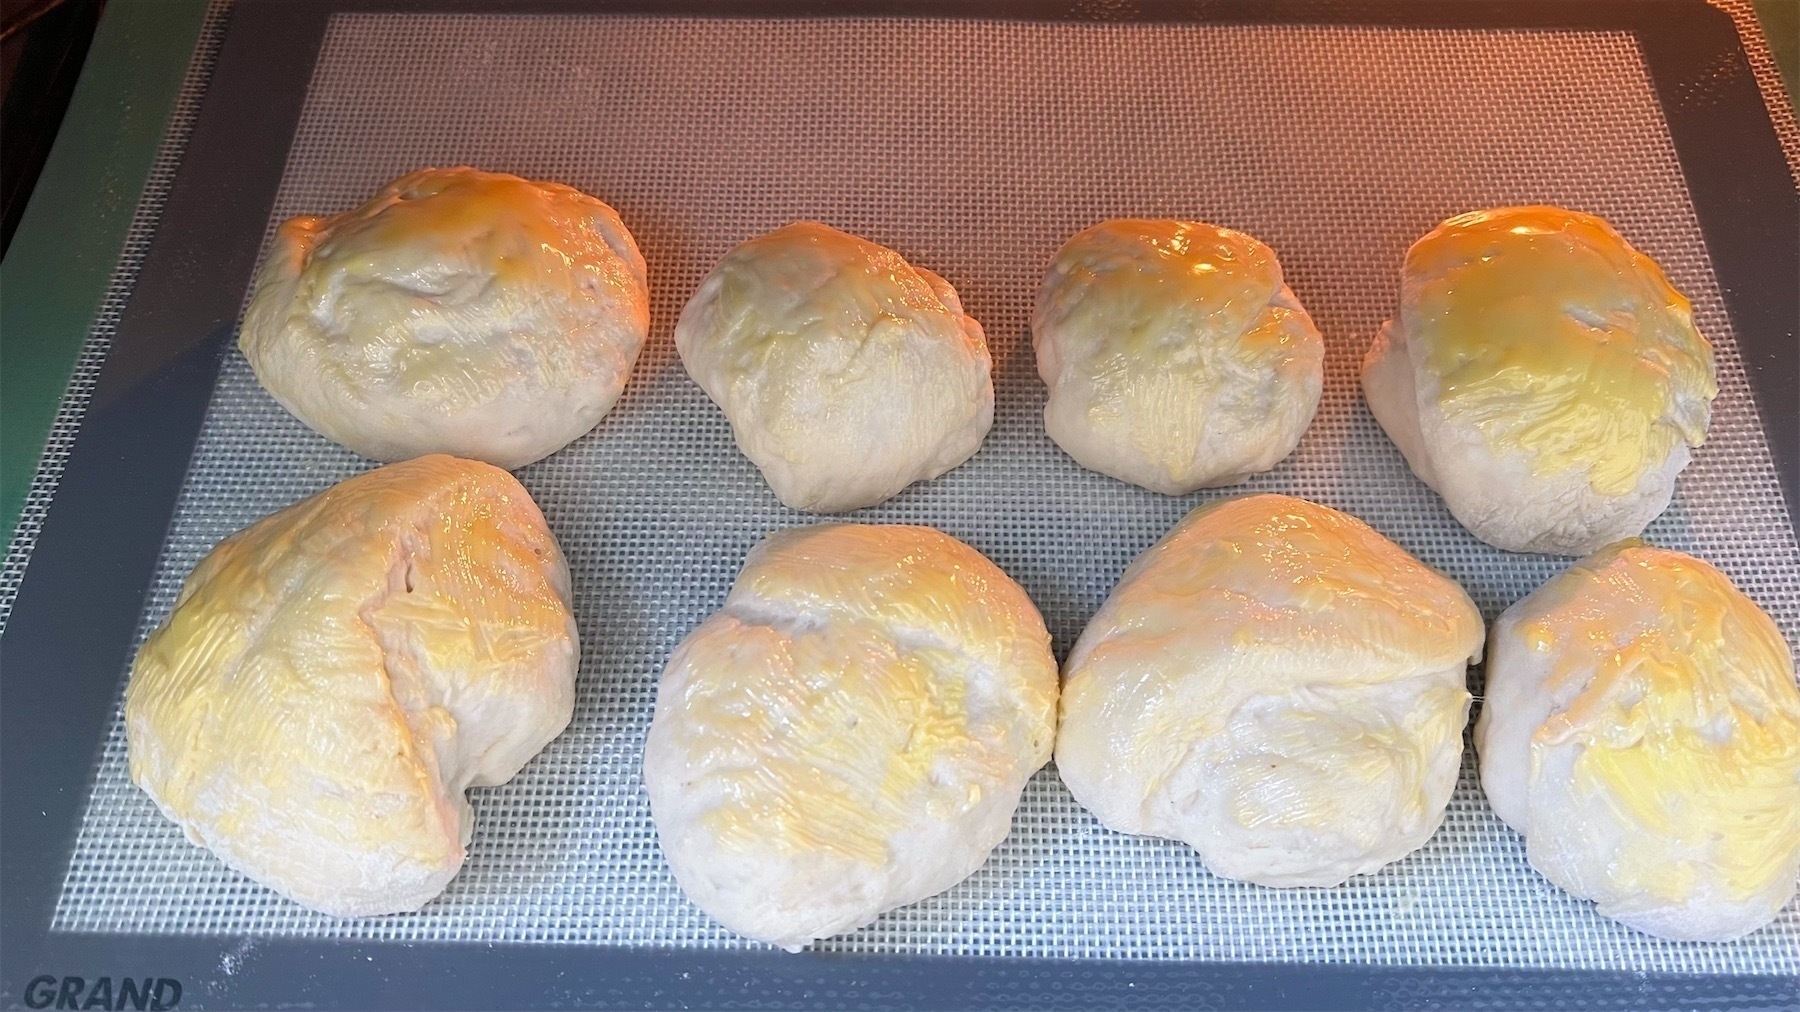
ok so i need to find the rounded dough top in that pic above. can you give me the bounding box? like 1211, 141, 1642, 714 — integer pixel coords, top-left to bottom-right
126, 455, 578, 917
241, 166, 650, 468
1399, 206, 1716, 497
1478, 541, 1800, 937
674, 222, 993, 513
1057, 494, 1483, 885
1066, 494, 1484, 692
1033, 220, 1323, 493
644, 523, 1056, 949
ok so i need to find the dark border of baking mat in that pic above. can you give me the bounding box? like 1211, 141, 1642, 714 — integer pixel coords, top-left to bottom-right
3, 1, 1796, 1008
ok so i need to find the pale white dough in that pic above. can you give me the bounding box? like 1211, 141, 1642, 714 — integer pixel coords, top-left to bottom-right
1056, 494, 1484, 887
1361, 206, 1716, 555
674, 222, 993, 512
643, 523, 1057, 950
1476, 540, 1800, 941
241, 167, 650, 469
126, 456, 579, 917
1033, 219, 1324, 494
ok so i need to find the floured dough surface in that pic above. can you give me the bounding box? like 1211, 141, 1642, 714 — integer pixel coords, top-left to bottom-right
241, 166, 650, 469
675, 222, 993, 512
1476, 540, 1800, 941
1033, 219, 1324, 494
1057, 494, 1484, 887
643, 523, 1056, 950
126, 455, 579, 917
1361, 205, 1716, 555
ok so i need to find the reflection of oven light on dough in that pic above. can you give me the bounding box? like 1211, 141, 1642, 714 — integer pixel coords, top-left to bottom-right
1057, 493, 1483, 889
1477, 539, 1800, 942
240, 167, 650, 470
675, 222, 993, 513
1362, 205, 1717, 555
1033, 219, 1324, 496
645, 523, 1055, 951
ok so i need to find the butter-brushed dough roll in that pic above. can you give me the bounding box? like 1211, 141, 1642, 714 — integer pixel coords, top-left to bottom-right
644, 523, 1056, 950
1476, 540, 1800, 941
242, 167, 650, 469
675, 223, 993, 513
1057, 494, 1484, 887
126, 456, 579, 917
1034, 219, 1324, 494
1362, 206, 1716, 555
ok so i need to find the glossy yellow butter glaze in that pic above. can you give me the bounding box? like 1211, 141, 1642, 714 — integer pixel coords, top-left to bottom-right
657, 524, 1056, 865
267, 168, 642, 402
125, 455, 577, 916
1523, 541, 1800, 905
1033, 220, 1321, 488
1056, 495, 1483, 887
1404, 207, 1715, 496
697, 222, 988, 443
674, 222, 993, 512
1066, 496, 1482, 815
240, 167, 650, 470
1043, 220, 1282, 356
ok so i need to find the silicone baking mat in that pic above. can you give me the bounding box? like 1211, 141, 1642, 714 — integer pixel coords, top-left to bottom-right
44, 12, 1800, 974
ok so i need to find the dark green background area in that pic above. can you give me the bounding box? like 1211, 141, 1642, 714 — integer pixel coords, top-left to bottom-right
1, 0, 211, 540
1755, 0, 1798, 101
1, 0, 1796, 541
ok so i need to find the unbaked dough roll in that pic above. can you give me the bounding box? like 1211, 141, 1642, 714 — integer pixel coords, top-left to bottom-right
1057, 494, 1484, 887
675, 222, 993, 513
242, 167, 650, 469
126, 456, 578, 917
1034, 219, 1324, 494
1476, 540, 1800, 941
644, 523, 1056, 950
1361, 206, 1716, 555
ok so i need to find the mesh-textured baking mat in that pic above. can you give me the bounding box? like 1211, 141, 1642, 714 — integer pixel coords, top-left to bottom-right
47, 15, 1800, 972
4, 0, 1790, 633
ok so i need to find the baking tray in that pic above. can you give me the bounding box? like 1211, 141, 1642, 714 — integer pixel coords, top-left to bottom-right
3, 1, 1799, 1008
